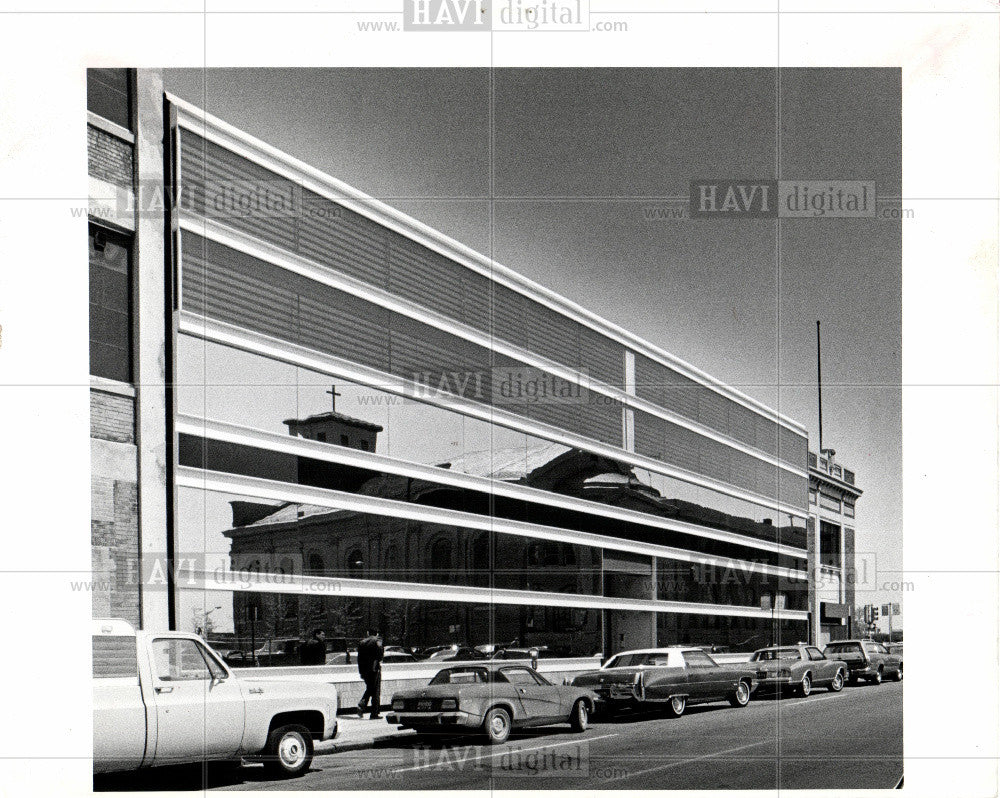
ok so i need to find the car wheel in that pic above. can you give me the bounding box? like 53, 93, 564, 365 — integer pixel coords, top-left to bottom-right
829, 670, 844, 692
728, 680, 751, 708
665, 695, 687, 718
870, 668, 883, 685
263, 724, 313, 778
483, 707, 512, 745
569, 699, 589, 733
799, 674, 812, 697
893, 665, 903, 682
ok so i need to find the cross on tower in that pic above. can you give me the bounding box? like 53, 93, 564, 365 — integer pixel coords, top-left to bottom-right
326, 385, 342, 413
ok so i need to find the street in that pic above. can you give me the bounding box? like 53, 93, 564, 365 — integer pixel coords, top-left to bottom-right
96, 681, 902, 791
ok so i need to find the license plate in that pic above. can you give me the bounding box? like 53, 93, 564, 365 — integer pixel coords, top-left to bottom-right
417, 700, 432, 711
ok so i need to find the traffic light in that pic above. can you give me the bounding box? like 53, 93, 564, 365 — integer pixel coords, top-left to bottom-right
872, 604, 880, 622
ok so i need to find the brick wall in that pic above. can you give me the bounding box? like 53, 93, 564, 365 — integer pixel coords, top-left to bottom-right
88, 125, 132, 190
91, 387, 140, 627
91, 390, 134, 443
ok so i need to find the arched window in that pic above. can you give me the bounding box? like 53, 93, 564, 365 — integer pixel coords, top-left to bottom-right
430, 538, 453, 583
471, 534, 490, 587
383, 545, 399, 580
346, 549, 365, 577
308, 552, 325, 576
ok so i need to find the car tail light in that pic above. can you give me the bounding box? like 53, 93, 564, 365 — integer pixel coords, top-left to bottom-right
392, 699, 405, 711
441, 699, 458, 710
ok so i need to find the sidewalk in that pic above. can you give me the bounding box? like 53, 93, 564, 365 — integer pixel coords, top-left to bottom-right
315, 715, 415, 755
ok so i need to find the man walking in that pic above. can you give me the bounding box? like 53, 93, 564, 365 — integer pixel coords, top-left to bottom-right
300, 628, 327, 665
356, 628, 384, 719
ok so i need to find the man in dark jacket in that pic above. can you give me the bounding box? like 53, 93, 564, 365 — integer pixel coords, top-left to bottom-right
356, 629, 384, 719
299, 629, 327, 665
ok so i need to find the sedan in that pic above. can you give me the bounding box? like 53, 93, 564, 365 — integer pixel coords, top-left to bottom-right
387, 664, 598, 744
750, 645, 848, 696
570, 646, 757, 718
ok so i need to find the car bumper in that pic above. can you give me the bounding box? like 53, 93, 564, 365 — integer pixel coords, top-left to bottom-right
846, 664, 876, 677
755, 676, 795, 690
386, 711, 480, 730
590, 685, 641, 703
322, 717, 339, 741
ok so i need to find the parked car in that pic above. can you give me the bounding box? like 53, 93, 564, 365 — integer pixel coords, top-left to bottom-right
386, 664, 598, 744
885, 642, 904, 656
823, 639, 903, 685
93, 619, 339, 777
750, 645, 848, 696
491, 646, 557, 660
570, 647, 758, 717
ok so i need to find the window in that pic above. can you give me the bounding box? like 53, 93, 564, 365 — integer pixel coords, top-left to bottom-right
807, 647, 826, 661
346, 549, 365, 577
824, 642, 862, 656
753, 648, 800, 661
316, 432, 327, 442
359, 439, 370, 451
87, 68, 131, 130
431, 668, 488, 685
89, 225, 132, 382
683, 650, 718, 668
340, 434, 350, 446
844, 499, 855, 518
152, 638, 214, 681
502, 667, 542, 685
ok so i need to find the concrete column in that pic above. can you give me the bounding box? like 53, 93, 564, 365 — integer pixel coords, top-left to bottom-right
134, 69, 170, 630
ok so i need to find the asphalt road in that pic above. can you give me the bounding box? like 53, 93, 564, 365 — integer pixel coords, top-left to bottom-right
97, 681, 903, 791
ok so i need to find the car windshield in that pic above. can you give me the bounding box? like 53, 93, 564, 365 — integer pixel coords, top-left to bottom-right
430, 667, 489, 684
753, 648, 801, 661
825, 642, 863, 655
604, 652, 672, 668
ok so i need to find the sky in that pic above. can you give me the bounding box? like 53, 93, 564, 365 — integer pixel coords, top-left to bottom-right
165, 67, 903, 629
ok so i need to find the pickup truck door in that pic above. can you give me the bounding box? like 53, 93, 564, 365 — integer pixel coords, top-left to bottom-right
148, 637, 245, 762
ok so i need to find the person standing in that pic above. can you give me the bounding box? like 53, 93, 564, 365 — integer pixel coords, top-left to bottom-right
299, 628, 327, 665
356, 628, 384, 719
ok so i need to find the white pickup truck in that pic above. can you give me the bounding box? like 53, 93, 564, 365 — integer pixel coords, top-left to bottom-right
93, 619, 339, 777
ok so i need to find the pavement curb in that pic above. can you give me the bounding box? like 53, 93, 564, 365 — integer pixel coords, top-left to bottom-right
315, 727, 415, 756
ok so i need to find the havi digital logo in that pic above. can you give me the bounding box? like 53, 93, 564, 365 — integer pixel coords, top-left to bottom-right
404, 0, 491, 30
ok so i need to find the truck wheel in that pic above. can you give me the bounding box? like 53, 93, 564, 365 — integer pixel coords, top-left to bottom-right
264, 724, 313, 777
483, 707, 512, 744
665, 695, 687, 718
829, 670, 845, 692
569, 699, 589, 732
728, 680, 751, 707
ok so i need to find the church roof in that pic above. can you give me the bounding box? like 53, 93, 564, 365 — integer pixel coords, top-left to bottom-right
282, 411, 384, 432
